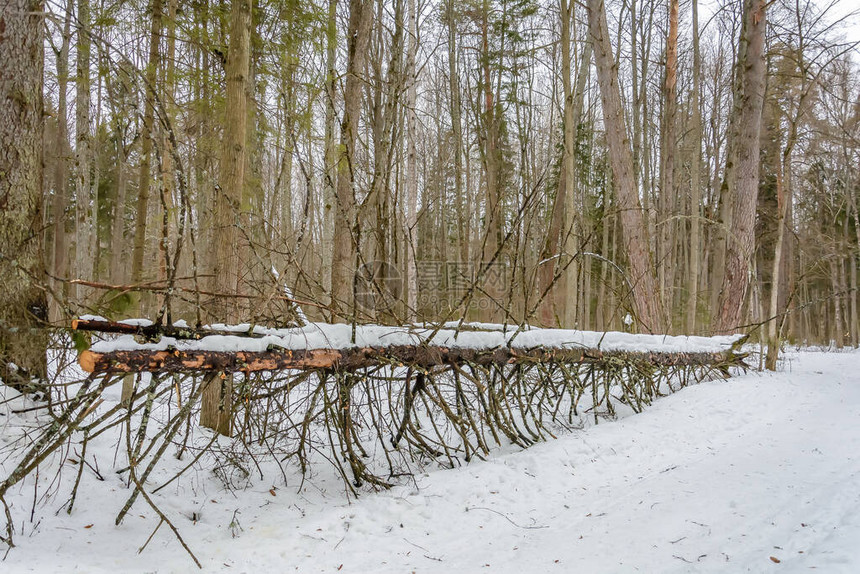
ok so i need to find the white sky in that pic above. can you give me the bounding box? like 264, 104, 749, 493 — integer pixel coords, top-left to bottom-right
828, 0, 860, 47
697, 0, 860, 61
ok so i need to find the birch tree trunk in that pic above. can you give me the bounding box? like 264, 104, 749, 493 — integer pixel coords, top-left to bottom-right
406, 0, 418, 319
586, 0, 665, 333
765, 154, 787, 368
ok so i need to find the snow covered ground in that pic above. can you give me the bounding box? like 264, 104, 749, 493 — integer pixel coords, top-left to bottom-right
3, 348, 860, 573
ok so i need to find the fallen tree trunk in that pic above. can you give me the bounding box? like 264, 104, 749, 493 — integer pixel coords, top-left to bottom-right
79, 344, 747, 374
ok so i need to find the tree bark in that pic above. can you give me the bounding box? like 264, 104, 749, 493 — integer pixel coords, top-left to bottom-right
716, 0, 767, 334
330, 0, 374, 320
686, 0, 702, 335
479, 0, 504, 322
321, 0, 337, 306
559, 0, 577, 329
0, 0, 48, 386
445, 0, 468, 267
658, 0, 679, 319
50, 2, 73, 322
158, 0, 178, 305
406, 0, 418, 319
131, 0, 163, 293
831, 257, 845, 349
74, 0, 91, 302
123, 0, 163, 402
202, 0, 253, 436
538, 3, 590, 328
586, 0, 665, 333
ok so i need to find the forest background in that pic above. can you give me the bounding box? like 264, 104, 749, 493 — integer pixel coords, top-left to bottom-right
2, 0, 860, 378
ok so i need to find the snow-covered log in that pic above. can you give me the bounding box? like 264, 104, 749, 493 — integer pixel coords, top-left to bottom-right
76, 319, 747, 374
79, 344, 746, 374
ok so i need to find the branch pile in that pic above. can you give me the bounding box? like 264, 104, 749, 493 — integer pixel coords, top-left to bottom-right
70, 318, 747, 486
0, 319, 747, 556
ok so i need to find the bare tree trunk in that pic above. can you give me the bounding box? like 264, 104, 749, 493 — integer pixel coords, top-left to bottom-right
363, 0, 404, 322
165, 9, 178, 210
406, 0, 418, 319
479, 0, 503, 322
0, 0, 48, 384
322, 0, 337, 304
330, 0, 374, 320
122, 0, 162, 402
158, 0, 178, 309
191, 0, 212, 311
630, 0, 642, 222
50, 2, 73, 322
716, 0, 767, 334
446, 0, 467, 267
839, 250, 849, 346
686, 0, 702, 335
89, 62, 102, 283
765, 155, 787, 369
849, 184, 860, 347
658, 0, 679, 321
131, 0, 162, 290
538, 0, 579, 327
831, 257, 845, 349
851, 251, 858, 347
559, 0, 579, 329
109, 142, 129, 285
202, 0, 253, 436
74, 0, 91, 301
597, 198, 612, 330
586, 0, 665, 333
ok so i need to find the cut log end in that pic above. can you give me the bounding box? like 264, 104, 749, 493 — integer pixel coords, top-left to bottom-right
79, 350, 97, 373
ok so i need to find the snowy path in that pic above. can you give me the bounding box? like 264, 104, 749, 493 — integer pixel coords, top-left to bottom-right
4, 350, 860, 573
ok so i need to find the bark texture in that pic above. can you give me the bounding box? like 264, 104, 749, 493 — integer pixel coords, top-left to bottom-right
202, 0, 253, 436
79, 345, 747, 374
0, 0, 47, 385
716, 0, 767, 334
586, 0, 665, 333
330, 0, 374, 319
686, 0, 702, 335
130, 0, 162, 290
